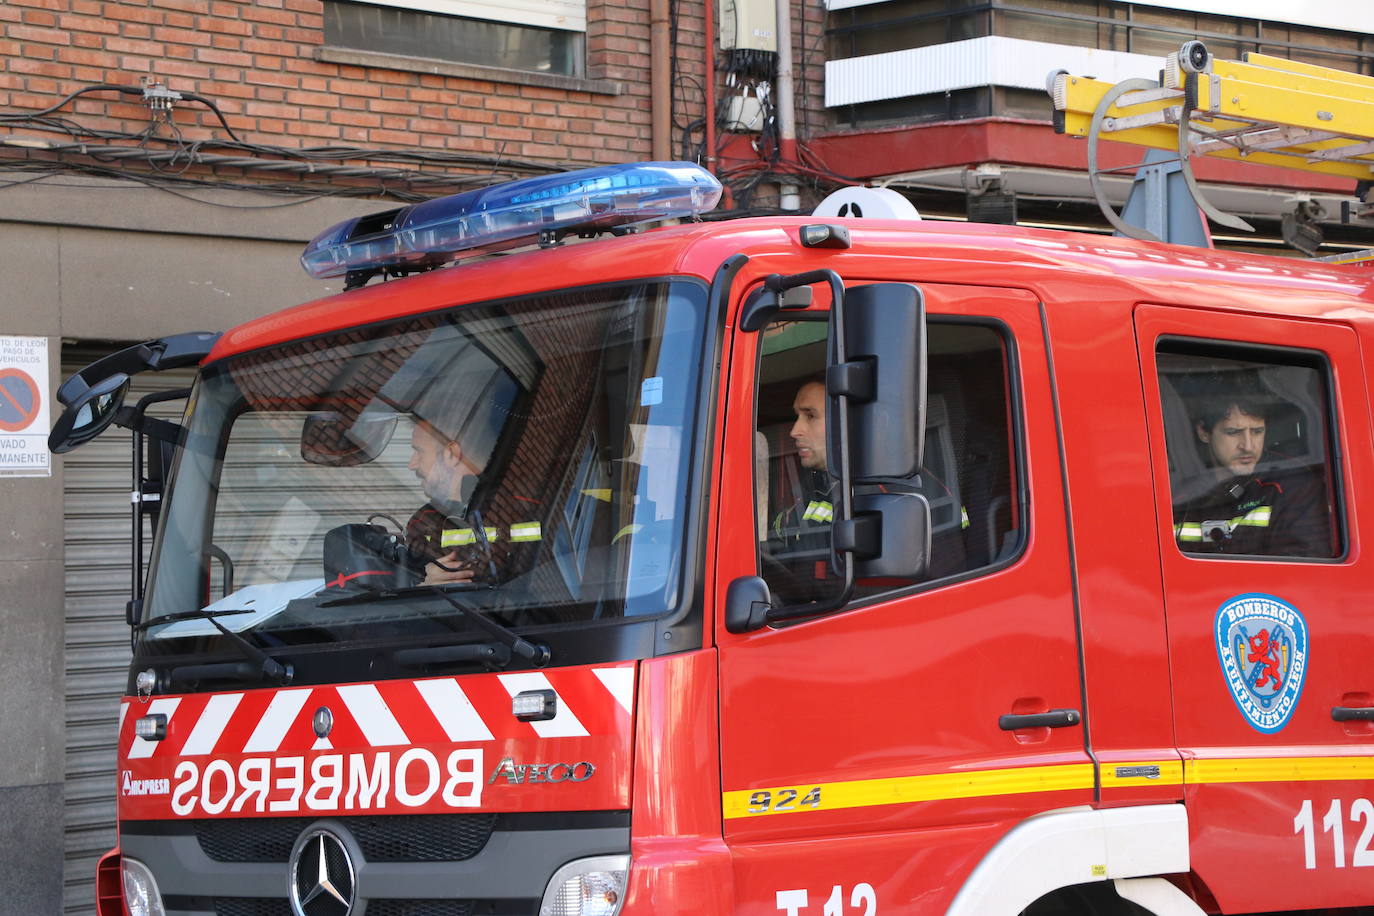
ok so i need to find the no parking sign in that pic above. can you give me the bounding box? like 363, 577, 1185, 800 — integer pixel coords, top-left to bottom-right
0, 336, 51, 477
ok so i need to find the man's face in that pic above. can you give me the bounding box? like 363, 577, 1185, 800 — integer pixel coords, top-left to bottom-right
1198, 406, 1266, 477
790, 381, 827, 471
408, 421, 466, 503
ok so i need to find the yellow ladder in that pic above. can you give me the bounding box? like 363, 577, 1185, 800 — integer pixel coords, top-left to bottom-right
1048, 41, 1374, 240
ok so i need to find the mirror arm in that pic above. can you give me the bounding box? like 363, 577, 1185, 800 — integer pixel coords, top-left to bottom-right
739, 279, 814, 332
763, 269, 856, 624
116, 387, 193, 436
56, 333, 217, 406
116, 409, 183, 444
821, 269, 858, 609
124, 386, 193, 624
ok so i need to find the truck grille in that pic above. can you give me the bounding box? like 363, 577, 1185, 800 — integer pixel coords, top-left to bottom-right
193, 814, 498, 862
212, 900, 475, 916
214, 901, 292, 916
129, 811, 627, 916
354, 902, 474, 916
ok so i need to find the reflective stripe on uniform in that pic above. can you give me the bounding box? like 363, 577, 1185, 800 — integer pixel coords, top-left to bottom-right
510, 521, 542, 542
1175, 522, 1205, 542
441, 527, 499, 547
802, 500, 834, 523
1175, 504, 1272, 542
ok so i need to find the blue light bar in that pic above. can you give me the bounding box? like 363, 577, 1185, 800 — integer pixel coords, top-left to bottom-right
301, 162, 723, 281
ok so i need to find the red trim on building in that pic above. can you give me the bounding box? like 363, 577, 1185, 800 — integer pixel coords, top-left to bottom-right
800, 118, 1354, 193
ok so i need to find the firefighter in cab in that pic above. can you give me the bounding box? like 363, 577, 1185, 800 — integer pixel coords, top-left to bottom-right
1172, 383, 1327, 556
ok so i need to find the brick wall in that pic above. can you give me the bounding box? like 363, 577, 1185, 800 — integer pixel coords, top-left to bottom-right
0, 0, 714, 186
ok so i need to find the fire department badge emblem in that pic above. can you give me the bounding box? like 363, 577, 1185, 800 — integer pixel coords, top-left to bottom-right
1214, 593, 1308, 734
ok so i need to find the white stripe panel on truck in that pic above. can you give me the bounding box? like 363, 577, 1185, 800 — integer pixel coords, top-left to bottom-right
415, 678, 496, 742
179, 693, 244, 756
593, 667, 635, 715
337, 683, 411, 746
242, 689, 312, 753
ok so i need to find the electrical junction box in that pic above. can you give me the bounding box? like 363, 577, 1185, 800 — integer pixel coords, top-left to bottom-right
725, 94, 766, 132
719, 0, 776, 52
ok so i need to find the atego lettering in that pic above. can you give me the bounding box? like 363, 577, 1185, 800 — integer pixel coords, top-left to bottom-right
167, 749, 484, 816
487, 756, 595, 785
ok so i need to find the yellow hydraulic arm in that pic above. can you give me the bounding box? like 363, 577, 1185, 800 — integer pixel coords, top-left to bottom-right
1048, 41, 1374, 241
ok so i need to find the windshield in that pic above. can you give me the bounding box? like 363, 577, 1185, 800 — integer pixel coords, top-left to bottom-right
140, 280, 709, 664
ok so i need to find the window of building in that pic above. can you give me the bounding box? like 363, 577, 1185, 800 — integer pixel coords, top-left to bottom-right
1156, 340, 1342, 558
324, 0, 585, 77
754, 317, 1021, 607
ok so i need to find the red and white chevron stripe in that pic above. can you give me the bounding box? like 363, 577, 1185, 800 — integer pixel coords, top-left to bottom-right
116, 663, 637, 819
121, 664, 634, 760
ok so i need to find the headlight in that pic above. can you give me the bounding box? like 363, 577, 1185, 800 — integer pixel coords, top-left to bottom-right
121, 857, 166, 916
539, 855, 630, 916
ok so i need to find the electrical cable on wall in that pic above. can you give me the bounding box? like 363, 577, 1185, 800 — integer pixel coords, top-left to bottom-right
709, 0, 862, 211
0, 82, 581, 204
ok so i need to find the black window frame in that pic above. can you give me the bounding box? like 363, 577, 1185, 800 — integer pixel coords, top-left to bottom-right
750, 311, 1030, 615
1155, 335, 1348, 563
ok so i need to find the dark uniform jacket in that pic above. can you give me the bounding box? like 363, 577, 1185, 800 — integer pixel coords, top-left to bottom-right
1173, 467, 1330, 557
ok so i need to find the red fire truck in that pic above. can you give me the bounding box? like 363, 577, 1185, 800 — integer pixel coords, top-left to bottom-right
51, 159, 1374, 916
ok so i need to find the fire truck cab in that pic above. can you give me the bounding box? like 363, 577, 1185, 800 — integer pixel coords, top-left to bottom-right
53, 163, 1374, 916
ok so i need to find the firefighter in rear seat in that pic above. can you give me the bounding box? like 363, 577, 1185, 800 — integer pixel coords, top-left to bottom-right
1172, 390, 1327, 556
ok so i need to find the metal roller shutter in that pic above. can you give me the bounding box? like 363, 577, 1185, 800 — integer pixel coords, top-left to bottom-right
61, 346, 195, 916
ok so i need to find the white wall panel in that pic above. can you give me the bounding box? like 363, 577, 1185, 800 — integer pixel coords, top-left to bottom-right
823, 0, 1374, 33
825, 36, 1162, 108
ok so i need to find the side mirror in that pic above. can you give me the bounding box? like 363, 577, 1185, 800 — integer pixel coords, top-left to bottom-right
48, 373, 131, 454
827, 283, 925, 480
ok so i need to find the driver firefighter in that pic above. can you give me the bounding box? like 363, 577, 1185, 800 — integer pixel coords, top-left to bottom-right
403, 383, 541, 586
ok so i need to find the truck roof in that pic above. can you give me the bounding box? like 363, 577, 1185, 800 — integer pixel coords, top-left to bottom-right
208, 217, 1374, 362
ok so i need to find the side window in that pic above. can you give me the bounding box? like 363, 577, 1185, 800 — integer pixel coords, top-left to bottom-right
754, 318, 1021, 606
1156, 341, 1342, 558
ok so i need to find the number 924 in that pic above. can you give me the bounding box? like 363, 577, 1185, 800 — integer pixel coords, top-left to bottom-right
748, 787, 822, 814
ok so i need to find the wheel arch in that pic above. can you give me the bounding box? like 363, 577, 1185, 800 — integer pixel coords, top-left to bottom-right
944, 805, 1205, 916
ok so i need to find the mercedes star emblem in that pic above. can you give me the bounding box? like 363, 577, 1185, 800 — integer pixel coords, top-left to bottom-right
289, 828, 355, 916
313, 706, 334, 739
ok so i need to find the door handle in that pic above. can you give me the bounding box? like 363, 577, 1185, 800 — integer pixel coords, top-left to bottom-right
1332, 706, 1374, 722
999, 708, 1081, 730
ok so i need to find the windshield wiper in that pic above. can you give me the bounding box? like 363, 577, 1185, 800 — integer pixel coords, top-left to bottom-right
320, 583, 549, 669
425, 586, 550, 667
134, 607, 254, 628
137, 609, 293, 687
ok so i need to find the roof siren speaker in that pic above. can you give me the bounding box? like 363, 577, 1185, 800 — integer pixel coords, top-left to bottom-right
812, 187, 921, 221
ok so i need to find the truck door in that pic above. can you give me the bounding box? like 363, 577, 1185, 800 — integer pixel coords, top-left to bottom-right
1136, 304, 1374, 912
714, 280, 1092, 915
